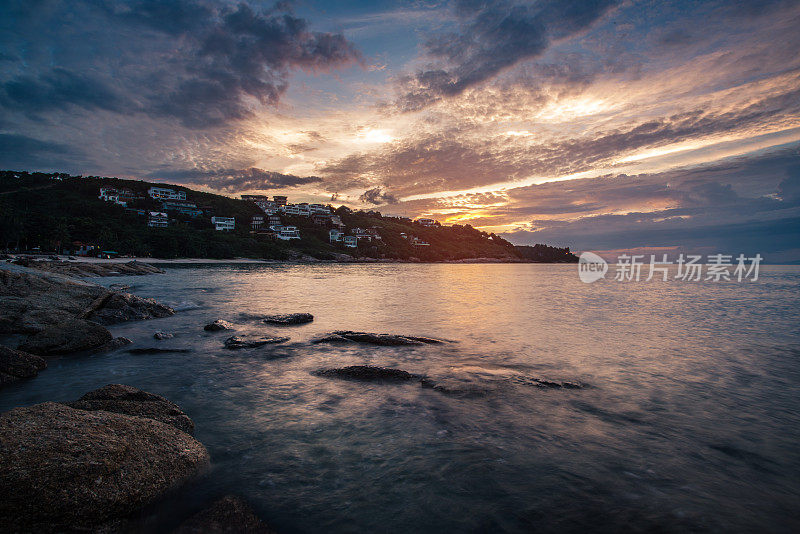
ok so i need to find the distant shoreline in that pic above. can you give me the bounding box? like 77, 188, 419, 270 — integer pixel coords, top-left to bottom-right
4, 254, 578, 265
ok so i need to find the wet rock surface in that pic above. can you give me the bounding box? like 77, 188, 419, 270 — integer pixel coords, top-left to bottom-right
314, 365, 424, 382
66, 384, 195, 434
224, 335, 290, 349
0, 345, 47, 386
154, 331, 175, 340
205, 319, 234, 331
262, 313, 314, 325
174, 495, 276, 534
312, 331, 447, 346
0, 401, 209, 533
17, 318, 113, 355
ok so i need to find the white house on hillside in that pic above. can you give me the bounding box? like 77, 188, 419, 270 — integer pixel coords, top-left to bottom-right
148, 187, 186, 201
148, 212, 168, 228
212, 216, 235, 231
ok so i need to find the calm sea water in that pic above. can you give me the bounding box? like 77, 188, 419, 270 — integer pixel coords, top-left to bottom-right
2, 264, 800, 533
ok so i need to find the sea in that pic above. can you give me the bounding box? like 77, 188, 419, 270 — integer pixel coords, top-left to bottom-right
2, 263, 799, 533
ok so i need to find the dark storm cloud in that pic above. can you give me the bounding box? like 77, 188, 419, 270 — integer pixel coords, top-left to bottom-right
396, 0, 619, 110
150, 167, 323, 192
0, 1, 362, 128
359, 187, 398, 205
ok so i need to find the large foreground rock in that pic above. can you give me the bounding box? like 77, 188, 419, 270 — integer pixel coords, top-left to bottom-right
0, 268, 174, 336
0, 345, 46, 386
312, 331, 447, 346
175, 496, 275, 534
67, 384, 195, 434
18, 318, 113, 355
0, 402, 209, 533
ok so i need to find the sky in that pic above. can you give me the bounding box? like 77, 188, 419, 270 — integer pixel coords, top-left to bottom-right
1, 0, 799, 259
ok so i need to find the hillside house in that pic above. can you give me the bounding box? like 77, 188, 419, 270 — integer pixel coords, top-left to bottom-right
329, 229, 343, 242
343, 236, 358, 248
251, 215, 264, 230
148, 212, 169, 228
416, 218, 436, 227
211, 216, 235, 231
148, 187, 186, 201
161, 201, 202, 217
277, 226, 300, 240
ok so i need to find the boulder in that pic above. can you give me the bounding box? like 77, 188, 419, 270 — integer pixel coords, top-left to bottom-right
174, 496, 275, 534
0, 345, 47, 386
0, 402, 209, 532
314, 365, 423, 382
204, 319, 234, 331
224, 335, 289, 350
67, 384, 195, 434
18, 318, 113, 356
262, 313, 313, 325
0, 268, 174, 335
154, 331, 175, 340
92, 337, 133, 353
83, 292, 174, 325
312, 331, 447, 346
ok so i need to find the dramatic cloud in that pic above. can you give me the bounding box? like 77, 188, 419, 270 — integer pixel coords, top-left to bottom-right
151, 167, 323, 193
0, 0, 361, 127
396, 0, 619, 110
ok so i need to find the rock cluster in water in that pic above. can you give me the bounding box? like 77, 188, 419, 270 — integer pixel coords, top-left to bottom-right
312, 331, 447, 346
0, 269, 173, 352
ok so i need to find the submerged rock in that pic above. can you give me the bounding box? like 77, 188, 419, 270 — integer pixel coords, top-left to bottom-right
154, 331, 175, 340
312, 331, 447, 346
0, 401, 209, 532
67, 384, 195, 434
0, 345, 47, 386
174, 495, 275, 534
224, 335, 289, 349
127, 347, 192, 354
204, 319, 234, 331
262, 313, 314, 325
17, 318, 113, 356
513, 375, 587, 389
314, 365, 423, 382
